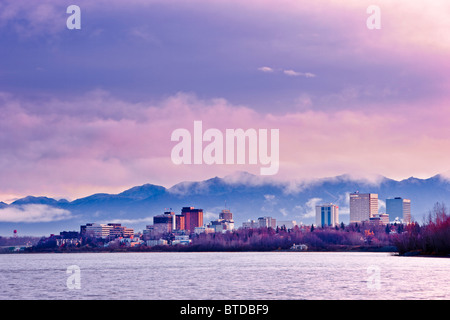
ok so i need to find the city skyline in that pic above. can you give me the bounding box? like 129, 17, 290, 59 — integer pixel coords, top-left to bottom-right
7, 190, 412, 239
1, 167, 444, 237
2, 192, 417, 254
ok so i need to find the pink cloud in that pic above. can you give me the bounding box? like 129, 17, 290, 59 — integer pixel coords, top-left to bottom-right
2, 90, 450, 201
0, 0, 449, 203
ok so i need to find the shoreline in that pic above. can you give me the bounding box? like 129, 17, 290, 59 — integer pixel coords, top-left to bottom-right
1, 244, 399, 254
2, 244, 448, 257
2, 251, 448, 258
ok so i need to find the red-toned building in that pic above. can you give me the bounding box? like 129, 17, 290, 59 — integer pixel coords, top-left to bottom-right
177, 207, 203, 232
175, 214, 185, 231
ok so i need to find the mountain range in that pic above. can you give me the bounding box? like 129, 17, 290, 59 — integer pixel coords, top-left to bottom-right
1, 171, 450, 236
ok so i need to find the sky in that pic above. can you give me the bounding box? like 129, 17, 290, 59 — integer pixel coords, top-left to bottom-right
1, 0, 450, 203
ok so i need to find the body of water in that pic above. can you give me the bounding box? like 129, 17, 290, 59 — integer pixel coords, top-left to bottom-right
0, 252, 449, 300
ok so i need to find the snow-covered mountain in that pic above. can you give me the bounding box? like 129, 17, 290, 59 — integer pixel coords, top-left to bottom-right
1, 171, 450, 236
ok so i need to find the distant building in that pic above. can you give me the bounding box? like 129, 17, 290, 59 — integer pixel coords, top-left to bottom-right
81, 223, 113, 239
369, 216, 381, 225
60, 231, 79, 239
172, 235, 191, 245
258, 216, 276, 229
80, 223, 133, 239
209, 220, 223, 233
379, 213, 389, 225
177, 207, 203, 232
219, 209, 233, 221
153, 211, 175, 235
118, 237, 142, 247
316, 204, 339, 227
194, 226, 215, 234
55, 231, 81, 246
242, 220, 259, 229
209, 219, 235, 233
108, 224, 134, 238
175, 214, 185, 231
143, 225, 154, 240
349, 192, 378, 223
386, 197, 411, 224
146, 239, 168, 247
56, 238, 80, 247
209, 209, 235, 233
369, 213, 389, 226
276, 220, 297, 229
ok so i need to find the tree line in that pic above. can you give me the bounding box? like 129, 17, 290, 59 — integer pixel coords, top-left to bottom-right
4, 202, 448, 255
393, 202, 450, 255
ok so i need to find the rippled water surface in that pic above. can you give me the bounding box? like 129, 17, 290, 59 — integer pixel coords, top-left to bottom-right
0, 252, 449, 299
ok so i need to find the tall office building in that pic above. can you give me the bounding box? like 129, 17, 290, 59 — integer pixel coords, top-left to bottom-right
219, 209, 233, 221
108, 224, 134, 238
175, 214, 185, 231
316, 204, 339, 227
386, 197, 411, 224
209, 209, 235, 232
177, 207, 203, 232
81, 223, 113, 239
81, 223, 133, 239
153, 211, 175, 235
349, 192, 378, 223
258, 216, 277, 228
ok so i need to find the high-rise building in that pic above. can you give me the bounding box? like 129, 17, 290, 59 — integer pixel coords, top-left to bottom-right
219, 209, 233, 221
209, 209, 235, 232
316, 204, 339, 227
276, 220, 297, 229
175, 214, 185, 231
258, 216, 276, 228
81, 223, 113, 239
177, 207, 203, 232
80, 223, 133, 239
349, 192, 378, 223
153, 211, 175, 235
386, 197, 411, 224
108, 224, 134, 238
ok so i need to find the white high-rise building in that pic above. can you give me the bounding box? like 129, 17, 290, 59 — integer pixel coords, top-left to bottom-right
349, 192, 378, 223
84, 223, 113, 239
315, 204, 339, 227
258, 216, 276, 229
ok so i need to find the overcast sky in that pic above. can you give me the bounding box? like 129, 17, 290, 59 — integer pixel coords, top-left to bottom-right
1, 0, 450, 201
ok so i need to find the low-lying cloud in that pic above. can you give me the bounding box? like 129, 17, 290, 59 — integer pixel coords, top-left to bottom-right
298, 198, 323, 219
2, 90, 450, 201
0, 204, 72, 223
